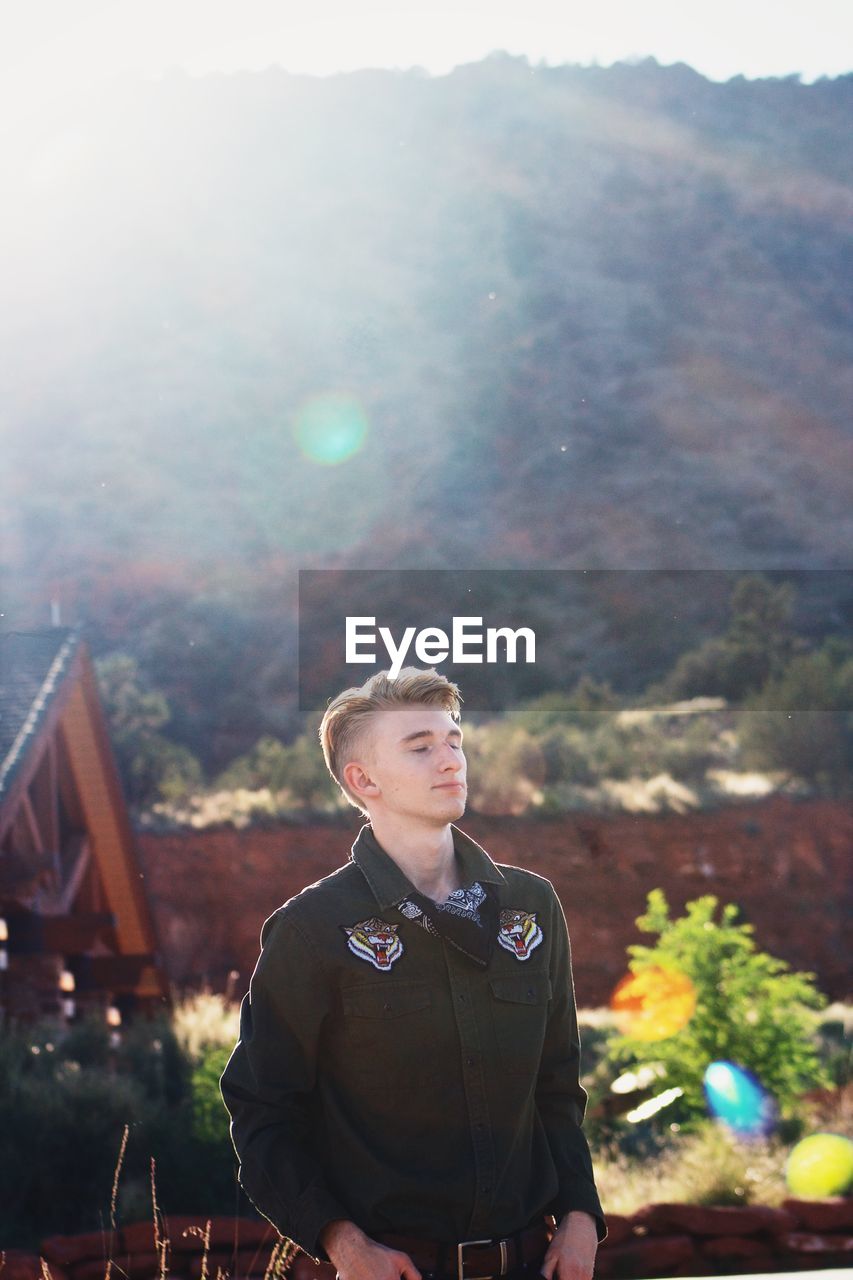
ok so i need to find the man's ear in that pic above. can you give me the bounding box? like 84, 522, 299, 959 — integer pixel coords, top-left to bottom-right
342, 759, 380, 802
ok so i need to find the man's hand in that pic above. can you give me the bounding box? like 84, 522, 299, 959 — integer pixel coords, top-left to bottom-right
540, 1210, 598, 1280
319, 1219, 422, 1280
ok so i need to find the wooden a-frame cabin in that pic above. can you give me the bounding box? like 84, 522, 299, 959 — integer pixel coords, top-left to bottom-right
0, 626, 170, 1023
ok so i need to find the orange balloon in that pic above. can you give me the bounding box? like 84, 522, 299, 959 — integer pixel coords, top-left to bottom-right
610, 966, 697, 1041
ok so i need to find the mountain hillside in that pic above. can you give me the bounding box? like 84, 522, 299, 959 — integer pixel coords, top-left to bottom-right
1, 56, 850, 739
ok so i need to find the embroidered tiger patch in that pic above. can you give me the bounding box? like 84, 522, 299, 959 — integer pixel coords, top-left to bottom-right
343, 917, 404, 970
498, 908, 544, 960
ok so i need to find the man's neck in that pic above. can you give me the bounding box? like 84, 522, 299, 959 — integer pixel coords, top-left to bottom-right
367, 815, 462, 902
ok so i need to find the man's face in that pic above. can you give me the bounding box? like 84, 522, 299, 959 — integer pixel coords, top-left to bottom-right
347, 705, 467, 825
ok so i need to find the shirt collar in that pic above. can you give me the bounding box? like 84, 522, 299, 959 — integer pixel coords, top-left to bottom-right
351, 822, 507, 911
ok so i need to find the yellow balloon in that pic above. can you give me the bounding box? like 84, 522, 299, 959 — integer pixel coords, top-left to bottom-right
610, 966, 697, 1041
786, 1133, 853, 1198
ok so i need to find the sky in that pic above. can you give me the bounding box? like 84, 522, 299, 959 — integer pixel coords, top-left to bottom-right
2, 0, 852, 107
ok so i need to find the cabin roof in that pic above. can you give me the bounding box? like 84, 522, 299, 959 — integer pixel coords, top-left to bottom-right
0, 627, 81, 802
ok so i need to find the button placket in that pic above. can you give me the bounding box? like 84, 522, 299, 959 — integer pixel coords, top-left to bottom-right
443, 943, 496, 1236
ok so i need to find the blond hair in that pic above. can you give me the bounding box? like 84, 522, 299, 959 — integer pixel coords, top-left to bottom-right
319, 667, 462, 813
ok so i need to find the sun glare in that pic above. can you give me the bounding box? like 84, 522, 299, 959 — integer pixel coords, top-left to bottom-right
293, 393, 370, 466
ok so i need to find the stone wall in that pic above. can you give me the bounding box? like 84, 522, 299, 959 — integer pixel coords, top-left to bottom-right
135, 796, 853, 1006
4, 1200, 852, 1279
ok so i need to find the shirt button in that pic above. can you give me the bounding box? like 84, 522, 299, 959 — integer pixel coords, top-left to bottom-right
458, 994, 466, 1003
466, 1055, 477, 1067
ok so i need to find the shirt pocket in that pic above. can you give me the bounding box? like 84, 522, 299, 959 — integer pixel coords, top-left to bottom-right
489, 973, 552, 1076
338, 981, 433, 1090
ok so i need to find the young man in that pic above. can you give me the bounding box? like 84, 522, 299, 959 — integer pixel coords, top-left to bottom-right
220, 668, 606, 1280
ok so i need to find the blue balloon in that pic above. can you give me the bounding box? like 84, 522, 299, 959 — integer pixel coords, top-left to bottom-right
703, 1060, 777, 1136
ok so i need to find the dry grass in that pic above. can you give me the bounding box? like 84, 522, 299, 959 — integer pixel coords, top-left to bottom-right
595, 1123, 794, 1216
171, 990, 240, 1064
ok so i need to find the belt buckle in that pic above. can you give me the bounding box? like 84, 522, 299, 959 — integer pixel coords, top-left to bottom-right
456, 1237, 508, 1280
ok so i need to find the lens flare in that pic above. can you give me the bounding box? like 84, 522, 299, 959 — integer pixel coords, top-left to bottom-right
293, 392, 369, 465
786, 1133, 853, 1198
703, 1060, 777, 1137
625, 1086, 684, 1123
610, 966, 697, 1041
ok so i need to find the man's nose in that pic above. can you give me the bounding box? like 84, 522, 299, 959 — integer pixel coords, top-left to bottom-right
439, 744, 464, 770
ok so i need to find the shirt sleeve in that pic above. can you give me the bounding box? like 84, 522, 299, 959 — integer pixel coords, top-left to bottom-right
536, 887, 608, 1244
219, 908, 349, 1261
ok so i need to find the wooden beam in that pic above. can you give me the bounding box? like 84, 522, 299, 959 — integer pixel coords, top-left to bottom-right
69, 953, 155, 992
20, 792, 46, 855
46, 738, 60, 856
35, 833, 92, 916
60, 651, 168, 1004
55, 722, 85, 829
26, 742, 61, 863
58, 835, 92, 915
41, 912, 116, 953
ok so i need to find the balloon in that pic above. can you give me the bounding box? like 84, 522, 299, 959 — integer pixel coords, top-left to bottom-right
703, 1060, 776, 1137
610, 966, 696, 1041
786, 1133, 853, 1197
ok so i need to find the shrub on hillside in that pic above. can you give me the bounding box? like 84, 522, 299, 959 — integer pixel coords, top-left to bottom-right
95, 653, 204, 807
739, 641, 853, 792
509, 677, 618, 733
214, 729, 338, 811
655, 574, 797, 702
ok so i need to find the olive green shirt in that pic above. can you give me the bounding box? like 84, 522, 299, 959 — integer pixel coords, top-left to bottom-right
219, 823, 606, 1261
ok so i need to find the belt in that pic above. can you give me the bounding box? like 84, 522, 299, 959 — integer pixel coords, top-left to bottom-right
376, 1218, 554, 1279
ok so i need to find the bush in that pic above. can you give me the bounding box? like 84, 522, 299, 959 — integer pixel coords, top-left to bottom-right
192, 1044, 234, 1145
0, 1041, 150, 1245
509, 677, 618, 734
171, 989, 240, 1063
0, 1008, 240, 1248
739, 643, 853, 791
605, 889, 831, 1128
658, 574, 797, 702
213, 729, 338, 812
464, 722, 545, 814
95, 653, 205, 807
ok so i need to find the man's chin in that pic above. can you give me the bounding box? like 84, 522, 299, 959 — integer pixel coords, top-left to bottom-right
435, 789, 467, 817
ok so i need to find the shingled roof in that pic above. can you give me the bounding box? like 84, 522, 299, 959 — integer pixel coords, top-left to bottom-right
0, 626, 81, 802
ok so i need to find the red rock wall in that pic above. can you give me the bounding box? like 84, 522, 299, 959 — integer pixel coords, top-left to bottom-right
12, 1198, 853, 1277
135, 796, 853, 1006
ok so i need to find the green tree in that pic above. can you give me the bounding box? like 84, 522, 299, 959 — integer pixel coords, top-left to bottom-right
660, 574, 797, 702
96, 653, 170, 742
214, 734, 290, 790
214, 727, 338, 812
739, 642, 853, 792
509, 676, 618, 734
607, 889, 830, 1126
95, 653, 204, 807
